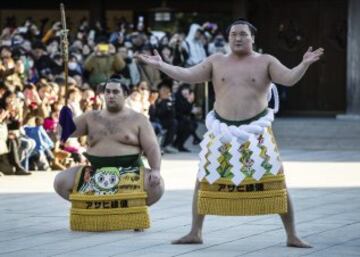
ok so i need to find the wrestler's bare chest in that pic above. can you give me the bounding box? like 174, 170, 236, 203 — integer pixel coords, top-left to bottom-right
212, 55, 270, 91
86, 112, 140, 147
210, 54, 271, 120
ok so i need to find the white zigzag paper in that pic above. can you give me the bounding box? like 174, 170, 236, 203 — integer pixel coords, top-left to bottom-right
197, 132, 212, 180
248, 135, 266, 181
205, 138, 222, 184
262, 129, 282, 175
206, 169, 221, 184
228, 139, 245, 185
232, 171, 245, 185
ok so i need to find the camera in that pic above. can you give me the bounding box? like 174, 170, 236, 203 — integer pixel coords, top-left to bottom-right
98, 44, 109, 53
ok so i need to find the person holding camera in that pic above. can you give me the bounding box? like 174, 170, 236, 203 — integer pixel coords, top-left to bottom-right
0, 107, 15, 176
84, 40, 125, 89
0, 46, 17, 83
183, 24, 207, 68
208, 33, 228, 55
169, 33, 189, 67
0, 91, 31, 175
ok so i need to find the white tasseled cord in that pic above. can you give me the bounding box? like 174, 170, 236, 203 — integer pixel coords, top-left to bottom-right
268, 83, 280, 114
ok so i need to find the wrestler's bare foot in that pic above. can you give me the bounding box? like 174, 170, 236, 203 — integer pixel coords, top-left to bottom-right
171, 233, 203, 244
287, 236, 312, 248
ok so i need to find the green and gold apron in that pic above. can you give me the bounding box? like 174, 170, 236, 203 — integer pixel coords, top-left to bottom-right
69, 154, 150, 231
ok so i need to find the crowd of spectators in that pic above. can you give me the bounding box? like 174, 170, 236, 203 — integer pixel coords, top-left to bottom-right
0, 15, 229, 175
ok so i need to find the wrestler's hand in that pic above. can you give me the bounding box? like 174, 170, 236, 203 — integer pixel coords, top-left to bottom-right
135, 50, 163, 69
148, 169, 161, 187
302, 47, 324, 65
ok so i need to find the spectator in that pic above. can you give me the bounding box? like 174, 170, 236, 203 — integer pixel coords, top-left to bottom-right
208, 33, 227, 55
116, 46, 141, 88
80, 88, 96, 112
32, 41, 59, 81
188, 89, 201, 145
3, 91, 29, 173
159, 45, 173, 64
67, 87, 83, 118
156, 80, 178, 153
138, 81, 150, 117
148, 89, 163, 137
137, 45, 161, 90
84, 42, 125, 89
18, 127, 36, 172
24, 116, 54, 171
183, 24, 207, 67
174, 84, 193, 152
169, 33, 188, 67
125, 87, 143, 113
0, 46, 17, 84
0, 107, 30, 175
43, 102, 61, 142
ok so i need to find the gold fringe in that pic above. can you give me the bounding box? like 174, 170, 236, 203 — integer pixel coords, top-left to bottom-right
198, 189, 287, 216
198, 173, 288, 216
70, 207, 150, 231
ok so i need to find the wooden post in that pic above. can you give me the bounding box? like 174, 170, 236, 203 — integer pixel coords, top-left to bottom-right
346, 0, 360, 116
60, 3, 69, 106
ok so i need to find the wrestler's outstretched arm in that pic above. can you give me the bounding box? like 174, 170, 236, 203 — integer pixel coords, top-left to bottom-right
136, 50, 213, 84
267, 47, 324, 86
138, 115, 161, 187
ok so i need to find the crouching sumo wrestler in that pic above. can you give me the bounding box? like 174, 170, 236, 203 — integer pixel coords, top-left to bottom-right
54, 78, 164, 231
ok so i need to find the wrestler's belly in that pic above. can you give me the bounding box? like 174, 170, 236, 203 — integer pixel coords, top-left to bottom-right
213, 85, 268, 120
214, 100, 267, 121
86, 141, 141, 156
